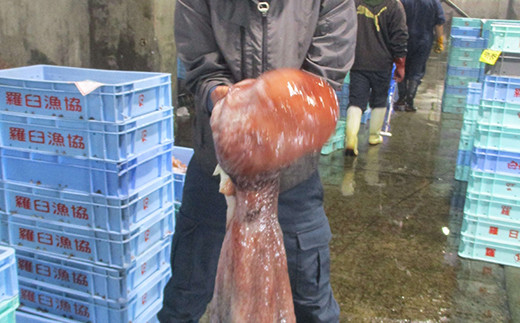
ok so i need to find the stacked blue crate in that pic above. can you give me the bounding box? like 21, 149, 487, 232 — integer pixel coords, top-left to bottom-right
172, 146, 194, 210
321, 74, 349, 155
458, 74, 520, 268
443, 18, 486, 114
455, 83, 482, 181
0, 65, 175, 322
0, 246, 18, 323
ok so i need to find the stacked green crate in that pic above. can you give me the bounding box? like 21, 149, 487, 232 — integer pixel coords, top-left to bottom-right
443, 18, 485, 114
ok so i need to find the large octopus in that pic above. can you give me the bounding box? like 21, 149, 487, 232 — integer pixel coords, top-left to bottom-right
209, 69, 338, 322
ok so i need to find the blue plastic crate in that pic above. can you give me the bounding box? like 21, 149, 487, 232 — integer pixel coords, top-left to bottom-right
0, 246, 17, 302
172, 146, 194, 204
360, 108, 371, 124
0, 175, 173, 234
471, 148, 520, 177
18, 265, 169, 323
451, 26, 481, 38
16, 310, 75, 323
0, 107, 173, 161
456, 149, 473, 167
0, 206, 173, 268
465, 190, 520, 223
17, 302, 161, 323
0, 142, 172, 197
467, 82, 483, 106
455, 149, 471, 181
468, 170, 520, 200
482, 75, 520, 103
336, 83, 349, 119
447, 66, 482, 79
0, 65, 171, 123
444, 85, 470, 96
459, 232, 520, 267
474, 122, 520, 153
450, 36, 487, 49
0, 295, 19, 323
488, 24, 520, 53
461, 214, 520, 247
478, 99, 520, 129
16, 237, 170, 301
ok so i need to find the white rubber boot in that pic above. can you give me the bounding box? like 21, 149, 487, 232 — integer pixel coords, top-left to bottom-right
345, 106, 362, 156
368, 107, 386, 145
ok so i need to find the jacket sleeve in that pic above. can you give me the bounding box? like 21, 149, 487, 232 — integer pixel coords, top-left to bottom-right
301, 0, 357, 91
174, 0, 234, 113
433, 0, 446, 26
388, 0, 408, 59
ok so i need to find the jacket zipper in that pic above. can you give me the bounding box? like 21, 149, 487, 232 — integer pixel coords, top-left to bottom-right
240, 26, 246, 80
257, 2, 269, 73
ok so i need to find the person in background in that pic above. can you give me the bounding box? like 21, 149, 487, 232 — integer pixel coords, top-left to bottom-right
345, 0, 408, 156
158, 1, 357, 322
395, 0, 445, 112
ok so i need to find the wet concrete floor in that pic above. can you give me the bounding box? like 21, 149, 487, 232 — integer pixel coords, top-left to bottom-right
174, 51, 519, 322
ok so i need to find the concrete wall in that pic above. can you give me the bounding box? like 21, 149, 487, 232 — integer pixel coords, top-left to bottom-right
0, 0, 176, 96
442, 0, 520, 21
0, 0, 90, 68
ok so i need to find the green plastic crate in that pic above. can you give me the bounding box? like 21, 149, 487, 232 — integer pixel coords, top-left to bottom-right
442, 93, 466, 114
448, 56, 485, 69
321, 134, 345, 155
0, 295, 19, 323
463, 104, 480, 123
452, 17, 483, 29
482, 19, 520, 38
449, 47, 483, 62
488, 24, 520, 53
445, 75, 479, 87
458, 133, 474, 151
455, 164, 471, 182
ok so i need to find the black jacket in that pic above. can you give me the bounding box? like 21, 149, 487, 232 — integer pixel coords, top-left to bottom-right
352, 0, 408, 71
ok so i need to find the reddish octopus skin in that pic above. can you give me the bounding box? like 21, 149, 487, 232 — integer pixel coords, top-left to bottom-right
209, 69, 338, 323
210, 68, 339, 178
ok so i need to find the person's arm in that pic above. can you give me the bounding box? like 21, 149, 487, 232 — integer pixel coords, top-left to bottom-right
434, 24, 445, 53
301, 0, 357, 91
433, 0, 446, 53
174, 0, 234, 113
388, 1, 408, 82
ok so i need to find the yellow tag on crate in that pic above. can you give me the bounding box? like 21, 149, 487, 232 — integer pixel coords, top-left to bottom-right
479, 49, 502, 65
